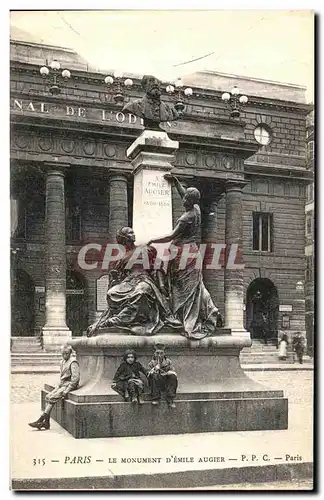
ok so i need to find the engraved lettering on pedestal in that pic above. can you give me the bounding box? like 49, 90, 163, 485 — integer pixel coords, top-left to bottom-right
133, 170, 173, 244
143, 175, 172, 209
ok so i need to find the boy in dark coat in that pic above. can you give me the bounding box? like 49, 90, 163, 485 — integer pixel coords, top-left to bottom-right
147, 346, 178, 408
111, 350, 147, 404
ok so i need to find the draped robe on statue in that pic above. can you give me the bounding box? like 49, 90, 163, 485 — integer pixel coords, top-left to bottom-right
93, 245, 181, 335
168, 204, 221, 340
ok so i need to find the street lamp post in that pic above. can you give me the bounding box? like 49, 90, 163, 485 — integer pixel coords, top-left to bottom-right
221, 85, 248, 119
40, 60, 71, 95
104, 71, 134, 104
166, 79, 193, 113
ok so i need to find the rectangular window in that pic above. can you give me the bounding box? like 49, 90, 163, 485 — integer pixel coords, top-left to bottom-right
71, 206, 82, 242
306, 184, 314, 203
66, 204, 82, 242
307, 140, 314, 168
252, 212, 273, 252
308, 140, 314, 161
306, 215, 313, 237
306, 255, 314, 282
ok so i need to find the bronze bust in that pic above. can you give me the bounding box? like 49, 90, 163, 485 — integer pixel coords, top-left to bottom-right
123, 75, 179, 130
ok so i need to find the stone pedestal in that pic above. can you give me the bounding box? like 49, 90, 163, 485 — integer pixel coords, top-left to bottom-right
42, 333, 288, 439
42, 168, 71, 351
127, 130, 179, 245
40, 140, 287, 439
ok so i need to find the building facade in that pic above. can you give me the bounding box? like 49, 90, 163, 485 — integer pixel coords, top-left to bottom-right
10, 40, 312, 347
305, 110, 315, 355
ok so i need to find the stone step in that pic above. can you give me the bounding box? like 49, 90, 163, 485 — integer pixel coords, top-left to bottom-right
11, 347, 43, 353
11, 359, 60, 366
11, 337, 43, 353
240, 356, 312, 364
11, 337, 41, 343
11, 354, 61, 366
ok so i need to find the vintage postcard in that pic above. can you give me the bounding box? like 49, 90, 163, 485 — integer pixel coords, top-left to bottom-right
9, 9, 314, 491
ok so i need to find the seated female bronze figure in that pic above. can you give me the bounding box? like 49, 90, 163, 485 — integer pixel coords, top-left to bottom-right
86, 227, 180, 337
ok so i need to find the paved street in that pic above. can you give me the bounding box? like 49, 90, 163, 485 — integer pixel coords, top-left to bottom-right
11, 372, 57, 404
11, 369, 313, 406
10, 369, 313, 491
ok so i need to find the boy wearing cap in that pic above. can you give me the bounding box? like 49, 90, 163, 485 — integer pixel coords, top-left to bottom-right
147, 345, 178, 408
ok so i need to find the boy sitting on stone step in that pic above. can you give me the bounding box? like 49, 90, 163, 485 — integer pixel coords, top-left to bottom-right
28, 344, 80, 431
111, 350, 148, 404
147, 346, 178, 408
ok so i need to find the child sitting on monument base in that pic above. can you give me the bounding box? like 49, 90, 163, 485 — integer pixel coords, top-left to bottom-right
28, 344, 80, 431
147, 345, 178, 408
111, 350, 147, 404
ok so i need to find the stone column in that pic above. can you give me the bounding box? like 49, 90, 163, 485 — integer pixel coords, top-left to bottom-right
127, 130, 179, 245
42, 167, 71, 351
108, 173, 129, 241
224, 180, 249, 337
203, 195, 224, 308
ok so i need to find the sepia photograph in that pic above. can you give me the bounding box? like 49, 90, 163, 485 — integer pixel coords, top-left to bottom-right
9, 8, 314, 491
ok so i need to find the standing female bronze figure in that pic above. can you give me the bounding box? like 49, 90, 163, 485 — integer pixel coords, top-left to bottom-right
148, 175, 223, 340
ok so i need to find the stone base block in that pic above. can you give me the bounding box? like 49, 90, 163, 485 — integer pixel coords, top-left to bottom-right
42, 386, 288, 439
42, 332, 288, 439
42, 328, 72, 352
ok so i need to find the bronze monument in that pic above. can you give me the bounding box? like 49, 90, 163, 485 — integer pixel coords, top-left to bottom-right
122, 75, 179, 130
86, 177, 223, 340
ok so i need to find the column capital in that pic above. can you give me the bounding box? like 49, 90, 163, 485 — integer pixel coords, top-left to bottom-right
225, 179, 248, 192
108, 171, 129, 182
43, 162, 70, 177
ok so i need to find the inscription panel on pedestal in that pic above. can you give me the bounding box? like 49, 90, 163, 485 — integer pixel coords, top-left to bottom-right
133, 170, 173, 245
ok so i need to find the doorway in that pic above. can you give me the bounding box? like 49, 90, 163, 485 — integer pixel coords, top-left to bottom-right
66, 271, 88, 336
246, 278, 279, 344
11, 269, 35, 336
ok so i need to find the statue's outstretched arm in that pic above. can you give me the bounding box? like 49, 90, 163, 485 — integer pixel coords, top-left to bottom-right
148, 222, 182, 245
164, 174, 186, 199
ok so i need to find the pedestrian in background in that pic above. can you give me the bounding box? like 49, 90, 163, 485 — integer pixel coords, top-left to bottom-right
292, 333, 306, 364
278, 333, 288, 361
